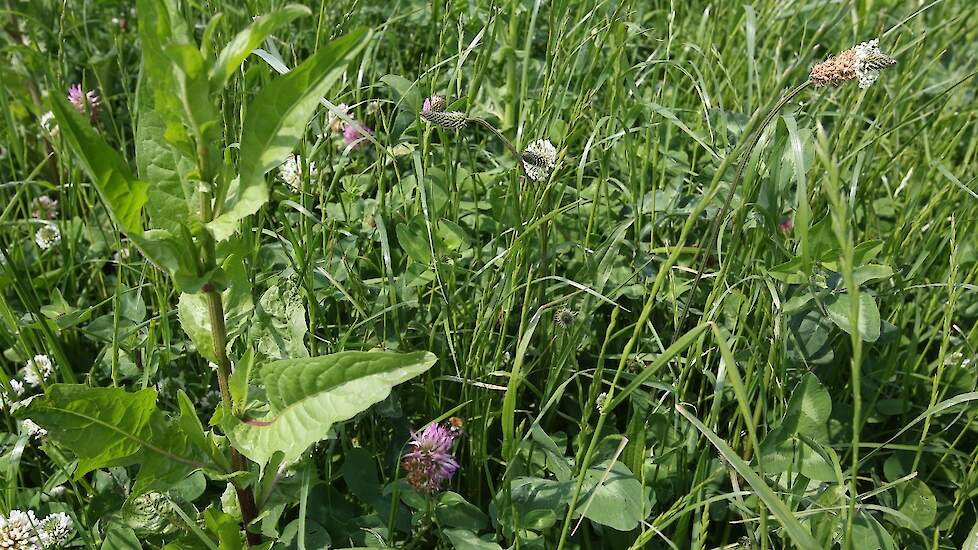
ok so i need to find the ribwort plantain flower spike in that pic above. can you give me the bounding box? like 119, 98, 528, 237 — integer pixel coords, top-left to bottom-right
402, 421, 461, 493
554, 307, 578, 328
421, 110, 469, 131
810, 39, 896, 89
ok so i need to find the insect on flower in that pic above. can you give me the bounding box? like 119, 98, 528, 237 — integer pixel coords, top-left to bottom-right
810, 39, 896, 89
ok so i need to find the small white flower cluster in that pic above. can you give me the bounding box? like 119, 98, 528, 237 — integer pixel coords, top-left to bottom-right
23, 355, 53, 387
0, 379, 25, 411
0, 509, 73, 549
114, 245, 131, 264
32, 196, 59, 221
521, 139, 558, 182
853, 39, 894, 89
278, 156, 317, 192
326, 103, 350, 133
34, 224, 60, 250
36, 512, 72, 546
2, 355, 52, 416
22, 419, 47, 440
39, 111, 59, 138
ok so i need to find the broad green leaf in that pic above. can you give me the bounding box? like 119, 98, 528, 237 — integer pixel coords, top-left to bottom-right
396, 218, 433, 264
381, 74, 423, 114
205, 508, 243, 550
129, 230, 208, 292
759, 374, 836, 480
100, 524, 142, 550
135, 0, 195, 157
525, 424, 572, 482
177, 389, 230, 472
49, 95, 148, 235
807, 484, 845, 547
758, 434, 838, 482
576, 461, 649, 531
501, 477, 572, 532
178, 292, 219, 364
52, 81, 204, 291
852, 264, 894, 286
436, 492, 489, 531
222, 351, 436, 465
825, 292, 881, 342
17, 385, 206, 496
135, 108, 197, 233
209, 29, 368, 241
848, 512, 897, 550
443, 529, 503, 550
894, 479, 936, 530
965, 521, 978, 550
229, 348, 254, 415
787, 309, 835, 365
163, 42, 223, 176
210, 5, 311, 89
254, 283, 309, 360
781, 373, 831, 434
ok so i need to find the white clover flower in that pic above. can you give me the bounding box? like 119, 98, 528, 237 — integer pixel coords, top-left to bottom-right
40, 111, 59, 137
327, 103, 350, 133
32, 195, 59, 220
366, 100, 382, 115
42, 485, 66, 502
521, 139, 557, 182
0, 379, 25, 411
37, 512, 72, 546
595, 392, 609, 413
22, 419, 47, 440
23, 355, 53, 387
0, 509, 41, 549
114, 245, 131, 264
853, 39, 896, 89
278, 156, 317, 192
35, 223, 60, 250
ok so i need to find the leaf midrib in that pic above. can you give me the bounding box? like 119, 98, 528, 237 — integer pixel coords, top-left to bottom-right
46, 405, 205, 469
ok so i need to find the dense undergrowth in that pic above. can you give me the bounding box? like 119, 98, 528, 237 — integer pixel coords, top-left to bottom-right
1, 0, 977, 548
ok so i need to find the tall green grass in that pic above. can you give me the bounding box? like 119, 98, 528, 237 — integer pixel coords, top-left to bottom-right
1, 0, 977, 548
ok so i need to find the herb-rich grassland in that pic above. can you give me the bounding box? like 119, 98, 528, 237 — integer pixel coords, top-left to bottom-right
1, 1, 977, 548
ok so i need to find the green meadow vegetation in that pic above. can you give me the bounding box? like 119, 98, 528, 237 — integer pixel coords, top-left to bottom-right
1, 0, 977, 548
